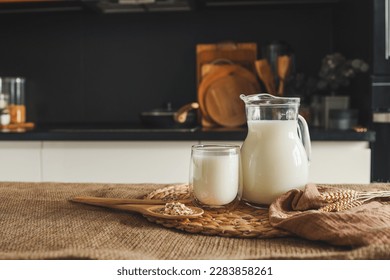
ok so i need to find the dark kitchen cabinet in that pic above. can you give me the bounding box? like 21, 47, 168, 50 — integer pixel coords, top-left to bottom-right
371, 0, 390, 182
373, 0, 390, 75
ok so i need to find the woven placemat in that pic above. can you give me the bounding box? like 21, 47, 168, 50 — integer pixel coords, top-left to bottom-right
143, 184, 290, 238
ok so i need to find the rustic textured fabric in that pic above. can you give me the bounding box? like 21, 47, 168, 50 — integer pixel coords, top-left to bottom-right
269, 184, 390, 247
0, 181, 390, 260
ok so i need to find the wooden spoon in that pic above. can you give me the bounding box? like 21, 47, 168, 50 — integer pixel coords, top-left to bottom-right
277, 55, 292, 96
71, 196, 191, 205
255, 59, 276, 95
71, 197, 203, 220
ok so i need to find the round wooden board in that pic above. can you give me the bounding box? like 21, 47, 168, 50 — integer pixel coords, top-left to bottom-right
198, 64, 260, 127
142, 184, 290, 239
204, 73, 258, 127
197, 65, 237, 125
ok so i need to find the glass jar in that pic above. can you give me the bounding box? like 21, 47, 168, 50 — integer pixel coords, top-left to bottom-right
3, 77, 26, 124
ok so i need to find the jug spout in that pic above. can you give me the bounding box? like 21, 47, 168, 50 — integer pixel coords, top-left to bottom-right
239, 94, 249, 103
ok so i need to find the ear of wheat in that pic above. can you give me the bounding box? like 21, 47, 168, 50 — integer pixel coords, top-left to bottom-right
319, 189, 390, 212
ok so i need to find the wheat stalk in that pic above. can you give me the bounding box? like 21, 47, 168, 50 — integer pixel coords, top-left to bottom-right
319, 189, 390, 212
319, 200, 363, 212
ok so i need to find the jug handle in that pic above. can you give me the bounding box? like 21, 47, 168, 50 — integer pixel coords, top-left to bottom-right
298, 115, 312, 162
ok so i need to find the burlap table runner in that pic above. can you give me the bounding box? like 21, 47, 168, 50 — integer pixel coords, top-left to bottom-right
0, 181, 390, 260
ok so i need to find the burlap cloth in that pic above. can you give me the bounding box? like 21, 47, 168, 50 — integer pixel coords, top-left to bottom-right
1, 181, 390, 260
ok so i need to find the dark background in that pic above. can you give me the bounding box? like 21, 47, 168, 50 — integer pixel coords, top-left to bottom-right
0, 0, 371, 125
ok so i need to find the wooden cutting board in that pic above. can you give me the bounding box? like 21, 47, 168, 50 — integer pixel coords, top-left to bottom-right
196, 42, 257, 86
198, 64, 260, 127
196, 42, 258, 127
198, 64, 236, 125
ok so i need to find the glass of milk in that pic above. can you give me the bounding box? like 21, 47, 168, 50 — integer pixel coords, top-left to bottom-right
189, 144, 242, 211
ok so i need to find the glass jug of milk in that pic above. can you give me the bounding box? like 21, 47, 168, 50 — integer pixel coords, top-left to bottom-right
240, 93, 311, 207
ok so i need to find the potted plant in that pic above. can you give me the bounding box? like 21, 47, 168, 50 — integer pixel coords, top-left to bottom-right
316, 53, 369, 128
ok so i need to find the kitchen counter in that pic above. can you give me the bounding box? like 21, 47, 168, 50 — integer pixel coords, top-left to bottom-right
0, 124, 376, 142
0, 123, 373, 183
1, 181, 389, 260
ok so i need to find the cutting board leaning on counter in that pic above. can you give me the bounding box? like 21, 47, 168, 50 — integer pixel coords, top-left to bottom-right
195, 41, 292, 128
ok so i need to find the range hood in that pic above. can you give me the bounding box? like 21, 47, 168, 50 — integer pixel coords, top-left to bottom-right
200, 0, 339, 7
84, 0, 193, 13
0, 0, 83, 13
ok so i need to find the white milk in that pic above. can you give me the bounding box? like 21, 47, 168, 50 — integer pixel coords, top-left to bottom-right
241, 120, 309, 205
192, 152, 239, 206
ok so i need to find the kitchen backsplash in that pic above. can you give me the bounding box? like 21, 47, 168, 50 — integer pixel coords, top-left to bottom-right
0, 0, 370, 125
